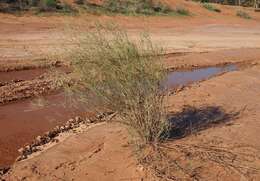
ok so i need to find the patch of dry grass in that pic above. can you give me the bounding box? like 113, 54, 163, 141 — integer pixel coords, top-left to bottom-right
64, 24, 169, 145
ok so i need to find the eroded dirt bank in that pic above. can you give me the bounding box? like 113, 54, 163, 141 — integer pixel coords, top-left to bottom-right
0, 93, 86, 167
3, 122, 153, 181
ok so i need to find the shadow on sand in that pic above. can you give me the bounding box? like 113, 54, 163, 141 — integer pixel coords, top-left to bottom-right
167, 105, 240, 139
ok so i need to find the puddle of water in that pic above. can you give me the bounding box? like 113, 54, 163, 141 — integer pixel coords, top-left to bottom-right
0, 66, 71, 83
163, 64, 238, 89
0, 93, 86, 167
0, 69, 46, 83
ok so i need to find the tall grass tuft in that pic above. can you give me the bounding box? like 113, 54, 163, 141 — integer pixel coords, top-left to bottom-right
66, 25, 169, 144
202, 3, 221, 13
175, 7, 190, 16
236, 10, 251, 19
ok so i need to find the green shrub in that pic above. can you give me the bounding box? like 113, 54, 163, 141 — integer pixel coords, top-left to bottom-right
74, 0, 84, 5
175, 7, 190, 16
236, 10, 251, 19
202, 3, 221, 13
39, 0, 57, 11
44, 0, 56, 7
66, 25, 169, 144
0, 0, 33, 12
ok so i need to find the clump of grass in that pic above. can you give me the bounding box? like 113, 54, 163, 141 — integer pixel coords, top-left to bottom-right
202, 3, 221, 13
38, 0, 76, 13
175, 7, 191, 16
236, 10, 251, 19
43, 0, 57, 8
66, 24, 169, 144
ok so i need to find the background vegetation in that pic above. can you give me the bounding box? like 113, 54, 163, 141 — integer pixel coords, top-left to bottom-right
80, 0, 190, 16
202, 3, 221, 12
0, 0, 74, 13
236, 10, 251, 18
0, 0, 191, 16
0, 0, 258, 14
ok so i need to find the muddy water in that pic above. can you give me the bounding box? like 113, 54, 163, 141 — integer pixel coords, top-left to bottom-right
0, 69, 46, 83
0, 93, 86, 167
164, 64, 238, 89
0, 66, 71, 83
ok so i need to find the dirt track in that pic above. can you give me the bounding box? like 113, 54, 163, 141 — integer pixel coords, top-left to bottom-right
1, 1, 260, 180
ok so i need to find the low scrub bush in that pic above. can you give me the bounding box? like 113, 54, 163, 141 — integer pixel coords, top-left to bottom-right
66, 25, 169, 144
38, 0, 58, 11
175, 7, 190, 16
38, 0, 76, 13
202, 3, 221, 12
236, 10, 251, 19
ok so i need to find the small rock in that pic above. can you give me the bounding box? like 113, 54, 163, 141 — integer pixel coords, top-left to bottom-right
16, 155, 27, 162
31, 147, 38, 152
45, 131, 50, 137
85, 118, 92, 123
25, 145, 31, 151
36, 136, 42, 142
60, 126, 65, 132
75, 116, 81, 123
137, 165, 144, 171
52, 138, 59, 143
97, 113, 104, 119
15, 156, 23, 162
55, 126, 60, 131
18, 147, 24, 154
21, 155, 28, 160
0, 166, 10, 176
43, 136, 51, 143
48, 130, 58, 138
68, 118, 74, 123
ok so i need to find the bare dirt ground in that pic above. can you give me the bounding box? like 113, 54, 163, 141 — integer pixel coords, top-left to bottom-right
157, 64, 260, 180
1, 0, 260, 180
4, 122, 153, 181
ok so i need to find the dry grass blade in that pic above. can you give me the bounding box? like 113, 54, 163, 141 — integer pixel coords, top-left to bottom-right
141, 143, 260, 180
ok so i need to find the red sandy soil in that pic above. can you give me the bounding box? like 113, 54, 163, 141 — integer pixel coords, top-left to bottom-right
0, 68, 46, 82
160, 64, 260, 180
164, 48, 260, 70
1, 0, 260, 62
4, 122, 155, 181
1, 0, 260, 180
